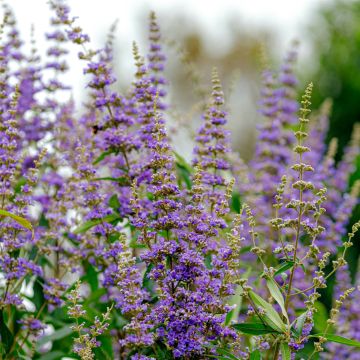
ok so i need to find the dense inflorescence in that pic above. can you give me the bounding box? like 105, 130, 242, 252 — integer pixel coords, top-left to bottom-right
0, 1, 359, 360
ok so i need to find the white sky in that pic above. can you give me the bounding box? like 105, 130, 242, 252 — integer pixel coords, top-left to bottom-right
6, 0, 330, 101
9, 0, 329, 46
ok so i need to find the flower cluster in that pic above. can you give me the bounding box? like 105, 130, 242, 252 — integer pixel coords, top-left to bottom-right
0, 1, 358, 360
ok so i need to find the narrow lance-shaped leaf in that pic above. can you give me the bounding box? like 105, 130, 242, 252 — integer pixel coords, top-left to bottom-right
280, 342, 291, 360
266, 277, 289, 324
293, 311, 308, 336
249, 291, 287, 333
250, 350, 261, 360
73, 214, 120, 234
232, 322, 279, 335
0, 311, 14, 353
0, 209, 34, 238
226, 267, 251, 325
216, 348, 239, 360
274, 261, 294, 276
310, 334, 360, 348
93, 149, 116, 165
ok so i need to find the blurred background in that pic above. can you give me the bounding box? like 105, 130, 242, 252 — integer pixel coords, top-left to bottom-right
6, 0, 358, 154
6, 0, 332, 158
6, 0, 360, 272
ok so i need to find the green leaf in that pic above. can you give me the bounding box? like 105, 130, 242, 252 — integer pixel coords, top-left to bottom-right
274, 261, 294, 276
36, 326, 73, 348
83, 288, 106, 305
93, 149, 116, 165
226, 267, 251, 325
0, 311, 14, 353
82, 262, 98, 292
225, 309, 235, 327
32, 277, 45, 310
177, 167, 192, 189
231, 322, 279, 335
94, 177, 129, 186
73, 214, 120, 234
231, 191, 241, 213
250, 350, 261, 360
249, 291, 286, 333
216, 348, 239, 360
265, 277, 289, 323
313, 301, 328, 333
280, 342, 291, 360
108, 194, 121, 212
239, 245, 252, 254
310, 334, 360, 347
14, 177, 26, 194
38, 351, 67, 360
143, 264, 155, 294
293, 311, 308, 337
0, 209, 33, 238
173, 151, 193, 173
93, 335, 113, 359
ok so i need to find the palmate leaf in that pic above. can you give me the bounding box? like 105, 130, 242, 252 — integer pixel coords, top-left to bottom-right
0, 209, 34, 238
232, 322, 279, 335
249, 291, 286, 333
310, 334, 360, 347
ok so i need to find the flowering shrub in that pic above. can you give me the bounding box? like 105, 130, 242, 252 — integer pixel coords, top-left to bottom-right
0, 1, 359, 359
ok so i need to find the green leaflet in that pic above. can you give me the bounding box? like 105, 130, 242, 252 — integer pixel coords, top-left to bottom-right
249, 350, 261, 360
313, 301, 328, 333
274, 261, 294, 276
36, 326, 73, 348
216, 348, 239, 360
249, 291, 286, 333
0, 312, 13, 354
173, 151, 193, 174
73, 214, 120, 234
280, 342, 291, 360
293, 311, 308, 337
37, 351, 67, 360
232, 322, 279, 335
226, 267, 251, 325
108, 194, 121, 211
0, 209, 34, 238
93, 177, 129, 186
310, 334, 360, 347
265, 277, 289, 324
93, 149, 116, 165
